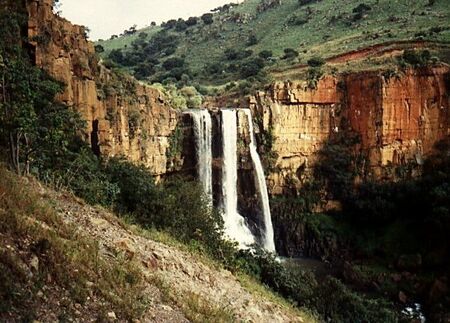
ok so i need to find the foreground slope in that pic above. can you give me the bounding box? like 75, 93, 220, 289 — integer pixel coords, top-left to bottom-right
0, 166, 312, 322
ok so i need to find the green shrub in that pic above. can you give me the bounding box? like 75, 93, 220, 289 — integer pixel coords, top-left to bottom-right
180, 86, 203, 108
175, 19, 188, 32
398, 49, 436, 67
94, 44, 104, 53
307, 56, 325, 67
259, 50, 273, 59
163, 57, 185, 70
306, 66, 324, 89
235, 248, 397, 322
247, 34, 258, 46
299, 0, 321, 5
314, 277, 397, 322
283, 48, 299, 59
288, 14, 309, 26
240, 57, 265, 78
201, 13, 214, 25
108, 49, 125, 64
186, 17, 198, 26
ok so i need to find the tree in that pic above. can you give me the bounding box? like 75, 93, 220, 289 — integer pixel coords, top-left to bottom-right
307, 56, 325, 67
299, 0, 320, 5
94, 44, 105, 53
163, 57, 185, 70
283, 48, 299, 59
259, 50, 273, 59
247, 34, 258, 46
108, 49, 124, 64
123, 25, 137, 36
175, 19, 188, 32
201, 13, 214, 25
180, 86, 202, 109
186, 17, 198, 26
240, 57, 265, 78
163, 19, 177, 29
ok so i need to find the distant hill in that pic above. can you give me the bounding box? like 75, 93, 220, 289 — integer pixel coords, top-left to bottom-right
96, 0, 450, 87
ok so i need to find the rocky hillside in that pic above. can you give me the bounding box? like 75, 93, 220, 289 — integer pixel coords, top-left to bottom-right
0, 165, 312, 322
97, 0, 450, 86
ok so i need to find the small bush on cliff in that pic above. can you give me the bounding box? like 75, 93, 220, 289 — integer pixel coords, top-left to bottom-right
398, 49, 438, 68
282, 48, 299, 60
306, 67, 324, 90
307, 56, 325, 67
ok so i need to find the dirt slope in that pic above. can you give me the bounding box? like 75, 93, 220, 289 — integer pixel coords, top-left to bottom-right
0, 168, 311, 322
52, 189, 308, 322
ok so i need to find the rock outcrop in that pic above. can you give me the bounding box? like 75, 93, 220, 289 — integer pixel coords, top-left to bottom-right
27, 0, 178, 177
250, 68, 450, 194
24, 0, 450, 192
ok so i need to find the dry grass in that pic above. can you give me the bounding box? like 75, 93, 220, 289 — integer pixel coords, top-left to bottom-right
148, 273, 235, 323
236, 273, 319, 323
0, 165, 148, 320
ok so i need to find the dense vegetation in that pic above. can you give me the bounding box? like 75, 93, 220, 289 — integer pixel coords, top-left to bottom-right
2, 1, 450, 322
98, 0, 450, 89
0, 7, 405, 321
271, 129, 450, 321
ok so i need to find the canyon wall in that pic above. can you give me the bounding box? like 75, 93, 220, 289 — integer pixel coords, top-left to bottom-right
250, 68, 450, 195
26, 0, 178, 178
25, 0, 449, 192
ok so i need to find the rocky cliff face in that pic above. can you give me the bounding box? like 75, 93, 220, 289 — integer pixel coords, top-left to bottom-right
25, 0, 449, 191
27, 0, 178, 177
250, 68, 450, 195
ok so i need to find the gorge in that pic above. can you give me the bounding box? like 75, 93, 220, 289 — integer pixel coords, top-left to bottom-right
1, 0, 449, 321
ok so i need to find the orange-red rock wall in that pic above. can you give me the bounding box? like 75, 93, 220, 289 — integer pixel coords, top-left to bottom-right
26, 0, 178, 177
252, 68, 450, 194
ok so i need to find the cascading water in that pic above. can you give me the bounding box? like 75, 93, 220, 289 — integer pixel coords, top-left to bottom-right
242, 109, 276, 253
185, 110, 213, 203
221, 109, 255, 248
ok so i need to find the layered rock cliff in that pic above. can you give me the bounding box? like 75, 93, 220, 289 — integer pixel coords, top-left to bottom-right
27, 0, 178, 178
250, 68, 450, 195
25, 0, 449, 194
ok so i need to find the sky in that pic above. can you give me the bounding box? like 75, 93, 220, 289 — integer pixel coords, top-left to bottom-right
58, 0, 241, 41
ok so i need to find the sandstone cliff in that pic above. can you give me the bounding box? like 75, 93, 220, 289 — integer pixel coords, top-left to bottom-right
25, 0, 450, 194
27, 0, 178, 177
250, 68, 450, 195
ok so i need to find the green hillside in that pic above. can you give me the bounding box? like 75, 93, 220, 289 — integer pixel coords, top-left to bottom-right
97, 0, 450, 88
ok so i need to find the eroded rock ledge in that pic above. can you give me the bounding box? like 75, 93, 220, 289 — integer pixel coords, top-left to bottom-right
250, 69, 449, 195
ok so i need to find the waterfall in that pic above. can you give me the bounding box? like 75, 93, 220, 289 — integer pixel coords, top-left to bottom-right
242, 109, 276, 253
221, 109, 255, 248
186, 110, 213, 202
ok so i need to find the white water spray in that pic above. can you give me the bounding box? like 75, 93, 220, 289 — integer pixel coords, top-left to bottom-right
221, 109, 255, 248
186, 110, 213, 202
242, 109, 276, 253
